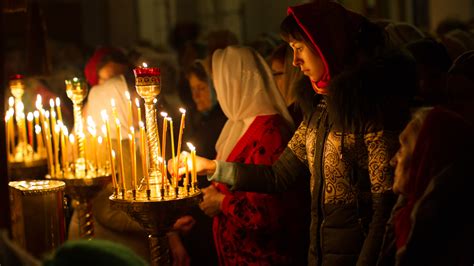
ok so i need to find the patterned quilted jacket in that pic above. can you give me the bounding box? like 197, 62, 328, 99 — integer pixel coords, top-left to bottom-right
232, 97, 398, 266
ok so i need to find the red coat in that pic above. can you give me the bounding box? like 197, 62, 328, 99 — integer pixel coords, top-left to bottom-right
213, 114, 309, 266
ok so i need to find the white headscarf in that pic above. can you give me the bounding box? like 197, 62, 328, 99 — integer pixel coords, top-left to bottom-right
212, 46, 294, 160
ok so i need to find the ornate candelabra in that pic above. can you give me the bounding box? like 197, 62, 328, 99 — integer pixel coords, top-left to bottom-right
46, 78, 111, 239
109, 64, 201, 266
5, 75, 48, 180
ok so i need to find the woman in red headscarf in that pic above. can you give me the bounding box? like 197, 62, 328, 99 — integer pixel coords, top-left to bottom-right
378, 107, 474, 265
172, 1, 417, 265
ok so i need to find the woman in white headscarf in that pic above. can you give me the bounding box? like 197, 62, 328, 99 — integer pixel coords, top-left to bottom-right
198, 46, 310, 265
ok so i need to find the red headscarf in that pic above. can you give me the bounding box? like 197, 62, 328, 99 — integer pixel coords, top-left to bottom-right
288, 1, 365, 94
84, 47, 118, 87
393, 107, 474, 249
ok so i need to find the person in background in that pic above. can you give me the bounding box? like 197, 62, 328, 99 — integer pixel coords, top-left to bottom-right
377, 107, 474, 265
405, 38, 452, 106
445, 50, 474, 124
168, 59, 224, 266
201, 45, 309, 265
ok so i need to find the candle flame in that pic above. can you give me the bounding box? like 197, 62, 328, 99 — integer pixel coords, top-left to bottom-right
55, 125, 61, 133
128, 133, 133, 140
98, 136, 103, 144
160, 112, 168, 117
166, 117, 172, 122
153, 98, 157, 104
8, 97, 14, 107
69, 134, 75, 143
187, 142, 195, 151
157, 156, 163, 163
116, 118, 120, 125
139, 121, 144, 128
125, 91, 131, 100
130, 126, 135, 134
55, 97, 61, 106
36, 94, 42, 102
63, 126, 69, 136
87, 116, 95, 127
179, 108, 186, 114
73, 77, 79, 82
111, 99, 116, 107
27, 112, 33, 121
100, 110, 108, 121
112, 150, 116, 158
34, 111, 39, 118
45, 111, 50, 118
35, 125, 42, 134
101, 125, 107, 135
57, 120, 63, 127
142, 62, 148, 68
135, 98, 140, 107
49, 98, 55, 108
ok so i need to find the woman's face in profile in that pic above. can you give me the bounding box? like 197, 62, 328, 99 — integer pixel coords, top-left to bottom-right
189, 73, 212, 112
391, 120, 420, 195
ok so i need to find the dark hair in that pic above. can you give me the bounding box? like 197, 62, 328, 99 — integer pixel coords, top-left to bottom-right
280, 15, 313, 48
185, 60, 208, 82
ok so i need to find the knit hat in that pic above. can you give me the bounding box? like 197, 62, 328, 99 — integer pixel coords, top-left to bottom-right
43, 239, 148, 266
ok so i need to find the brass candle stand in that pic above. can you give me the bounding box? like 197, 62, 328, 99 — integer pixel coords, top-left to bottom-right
110, 185, 201, 266
109, 65, 201, 266
47, 78, 112, 239
6, 75, 48, 180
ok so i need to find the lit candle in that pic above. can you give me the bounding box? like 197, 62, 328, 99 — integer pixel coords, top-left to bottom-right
115, 118, 126, 193
87, 116, 97, 169
101, 110, 114, 175
7, 109, 15, 157
111, 150, 118, 194
55, 97, 63, 122
49, 99, 57, 128
69, 134, 76, 164
177, 108, 186, 160
33, 111, 43, 152
184, 154, 189, 192
111, 99, 118, 123
61, 125, 68, 172
167, 117, 177, 188
160, 112, 168, 176
187, 142, 197, 189
125, 91, 133, 128
27, 112, 34, 147
139, 121, 149, 192
158, 156, 165, 190
54, 125, 61, 174
135, 98, 141, 125
97, 136, 103, 172
44, 112, 54, 175
129, 128, 137, 194
5, 114, 11, 160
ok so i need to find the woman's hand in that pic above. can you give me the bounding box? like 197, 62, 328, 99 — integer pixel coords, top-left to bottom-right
168, 152, 217, 177
199, 185, 225, 217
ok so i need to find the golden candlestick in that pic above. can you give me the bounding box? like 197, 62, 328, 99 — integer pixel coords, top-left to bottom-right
134, 65, 163, 191
65, 77, 88, 176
